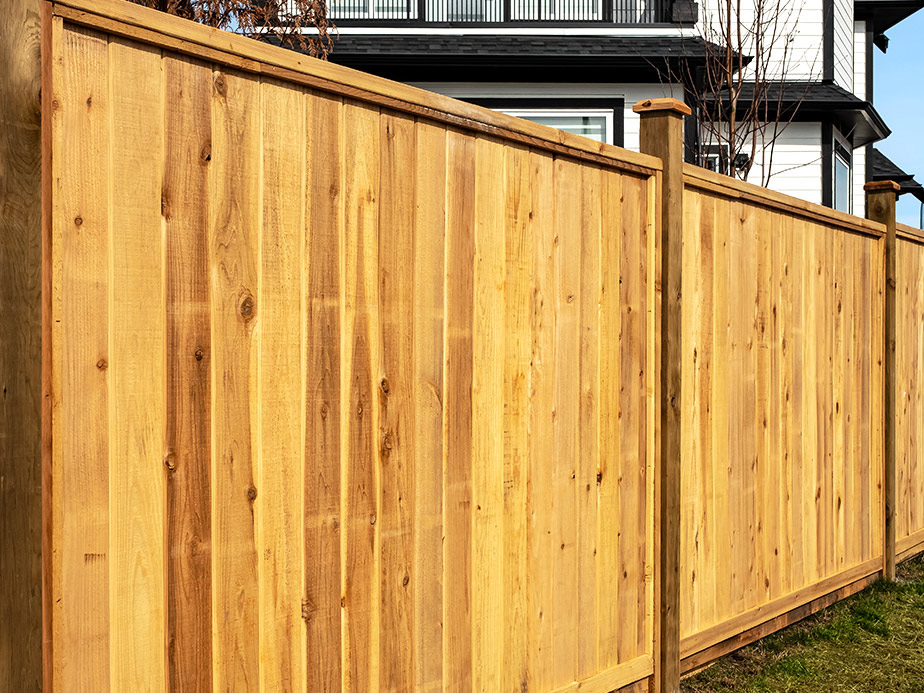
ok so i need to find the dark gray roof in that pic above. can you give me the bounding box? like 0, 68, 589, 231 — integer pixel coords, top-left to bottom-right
707, 81, 890, 146
872, 147, 924, 202
326, 34, 729, 81
330, 34, 718, 58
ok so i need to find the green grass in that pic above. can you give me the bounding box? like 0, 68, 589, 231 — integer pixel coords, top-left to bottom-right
681, 554, 924, 692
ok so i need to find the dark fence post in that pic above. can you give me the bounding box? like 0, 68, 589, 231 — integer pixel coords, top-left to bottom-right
634, 97, 691, 693
866, 179, 900, 581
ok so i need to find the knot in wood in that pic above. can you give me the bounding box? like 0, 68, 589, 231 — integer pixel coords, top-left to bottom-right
239, 294, 255, 320
164, 453, 177, 472
247, 485, 258, 502
74, 216, 83, 227
96, 359, 108, 371
213, 74, 227, 97
369, 513, 377, 525
195, 348, 204, 362
380, 377, 390, 395
200, 142, 212, 165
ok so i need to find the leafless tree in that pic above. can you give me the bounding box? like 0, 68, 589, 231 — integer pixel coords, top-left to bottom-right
677, 0, 813, 184
129, 0, 335, 58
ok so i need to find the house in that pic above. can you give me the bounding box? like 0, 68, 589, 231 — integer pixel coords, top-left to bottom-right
319, 0, 924, 214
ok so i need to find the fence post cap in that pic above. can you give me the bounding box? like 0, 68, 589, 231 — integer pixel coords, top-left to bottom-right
864, 180, 901, 193
632, 98, 692, 116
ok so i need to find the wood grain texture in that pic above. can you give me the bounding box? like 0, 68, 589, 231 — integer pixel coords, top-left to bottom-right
51, 25, 112, 691
108, 37, 166, 691
341, 99, 381, 692
680, 180, 886, 660
52, 0, 664, 177
304, 89, 343, 693
0, 0, 43, 689
163, 53, 213, 693
259, 77, 307, 692
208, 67, 261, 691
378, 110, 417, 692
896, 235, 924, 551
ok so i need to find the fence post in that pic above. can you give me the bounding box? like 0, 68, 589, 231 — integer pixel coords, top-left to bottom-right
634, 97, 690, 693
865, 179, 900, 581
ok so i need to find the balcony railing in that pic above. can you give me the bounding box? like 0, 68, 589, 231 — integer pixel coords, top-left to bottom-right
328, 0, 671, 23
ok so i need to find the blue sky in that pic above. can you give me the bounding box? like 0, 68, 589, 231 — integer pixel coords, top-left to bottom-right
874, 9, 924, 227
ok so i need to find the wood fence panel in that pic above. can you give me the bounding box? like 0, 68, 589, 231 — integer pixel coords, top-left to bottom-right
679, 166, 886, 660
896, 226, 924, 560
46, 9, 659, 690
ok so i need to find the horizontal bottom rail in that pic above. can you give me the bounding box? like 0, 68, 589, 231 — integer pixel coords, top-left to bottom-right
680, 570, 879, 675
549, 654, 653, 693
897, 528, 924, 563
680, 556, 882, 659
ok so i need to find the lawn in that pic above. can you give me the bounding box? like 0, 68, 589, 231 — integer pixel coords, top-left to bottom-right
682, 554, 924, 692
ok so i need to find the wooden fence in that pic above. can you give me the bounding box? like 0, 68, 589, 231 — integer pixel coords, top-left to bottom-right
1, 0, 922, 691
896, 222, 924, 564
678, 166, 886, 669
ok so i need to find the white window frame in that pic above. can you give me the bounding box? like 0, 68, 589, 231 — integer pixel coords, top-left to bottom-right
498, 108, 615, 145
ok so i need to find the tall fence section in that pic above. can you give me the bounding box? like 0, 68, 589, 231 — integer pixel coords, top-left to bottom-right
1, 0, 922, 691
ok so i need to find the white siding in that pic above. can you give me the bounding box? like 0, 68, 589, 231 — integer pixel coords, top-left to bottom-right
696, 0, 824, 81
833, 0, 854, 90
854, 20, 867, 99
407, 81, 682, 151
748, 123, 824, 205
853, 144, 867, 216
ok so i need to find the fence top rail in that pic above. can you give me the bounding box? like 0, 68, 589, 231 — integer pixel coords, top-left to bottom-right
683, 162, 887, 239
898, 222, 924, 246
50, 0, 662, 176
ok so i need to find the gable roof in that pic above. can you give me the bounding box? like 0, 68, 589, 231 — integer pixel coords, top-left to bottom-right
871, 147, 924, 202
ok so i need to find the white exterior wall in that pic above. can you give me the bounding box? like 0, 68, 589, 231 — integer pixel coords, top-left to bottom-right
833, 0, 854, 89
408, 81, 682, 151
747, 122, 824, 205
853, 144, 867, 216
695, 0, 824, 81
854, 20, 867, 99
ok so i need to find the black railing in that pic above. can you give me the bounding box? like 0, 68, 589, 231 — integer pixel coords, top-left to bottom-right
329, 0, 671, 22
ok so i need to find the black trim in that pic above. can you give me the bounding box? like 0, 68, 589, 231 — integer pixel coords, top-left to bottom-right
822, 120, 833, 208
823, 0, 834, 81
683, 82, 699, 164
331, 19, 681, 25
461, 97, 625, 147
866, 25, 874, 100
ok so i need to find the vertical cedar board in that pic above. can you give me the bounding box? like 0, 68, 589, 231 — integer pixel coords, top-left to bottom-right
1, 0, 43, 688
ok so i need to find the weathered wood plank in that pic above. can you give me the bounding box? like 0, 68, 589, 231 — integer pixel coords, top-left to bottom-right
52, 25, 111, 691
303, 90, 343, 693
208, 67, 261, 691
0, 0, 43, 688
378, 111, 417, 692
163, 53, 213, 693
503, 143, 531, 693
259, 76, 307, 692
340, 99, 381, 692
552, 156, 581, 686
443, 128, 475, 690
411, 120, 446, 692
527, 149, 556, 691
472, 135, 506, 692
108, 36, 166, 691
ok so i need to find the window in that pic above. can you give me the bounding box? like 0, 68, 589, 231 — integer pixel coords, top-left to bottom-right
463, 98, 625, 147
501, 109, 612, 144
833, 132, 852, 214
